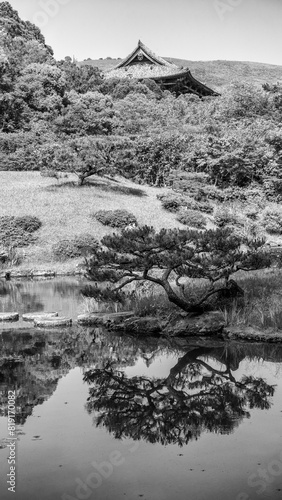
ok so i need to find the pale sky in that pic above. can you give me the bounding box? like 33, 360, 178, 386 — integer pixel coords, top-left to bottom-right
6, 0, 282, 64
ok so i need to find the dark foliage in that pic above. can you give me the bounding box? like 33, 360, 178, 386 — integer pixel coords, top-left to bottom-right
94, 209, 137, 228
261, 208, 282, 234
0, 215, 41, 247
52, 234, 98, 261
176, 209, 206, 229
84, 225, 271, 314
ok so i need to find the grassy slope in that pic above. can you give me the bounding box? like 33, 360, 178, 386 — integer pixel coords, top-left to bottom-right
79, 57, 282, 92
3, 172, 282, 330
0, 172, 185, 271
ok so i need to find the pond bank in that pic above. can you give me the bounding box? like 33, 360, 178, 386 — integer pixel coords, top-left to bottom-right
0, 268, 83, 279
1, 277, 282, 343
2, 315, 282, 344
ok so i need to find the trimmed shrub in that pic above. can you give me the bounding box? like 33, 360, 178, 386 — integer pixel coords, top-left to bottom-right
213, 207, 242, 228
262, 208, 282, 234
157, 192, 195, 212
176, 209, 206, 229
0, 216, 42, 247
158, 192, 212, 214
52, 234, 99, 261
169, 171, 209, 200
196, 201, 213, 214
0, 245, 22, 266
94, 210, 137, 228
244, 205, 258, 220
13, 216, 42, 233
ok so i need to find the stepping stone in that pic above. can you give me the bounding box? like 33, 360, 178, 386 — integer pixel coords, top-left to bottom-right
22, 312, 59, 322
31, 271, 56, 278
77, 311, 135, 326
0, 312, 19, 322
34, 317, 72, 328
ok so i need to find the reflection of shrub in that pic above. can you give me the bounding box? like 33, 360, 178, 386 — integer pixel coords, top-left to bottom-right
0, 216, 42, 247
176, 209, 206, 229
262, 208, 282, 234
52, 234, 99, 261
94, 210, 137, 228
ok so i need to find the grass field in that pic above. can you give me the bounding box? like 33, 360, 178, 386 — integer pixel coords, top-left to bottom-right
0, 172, 185, 271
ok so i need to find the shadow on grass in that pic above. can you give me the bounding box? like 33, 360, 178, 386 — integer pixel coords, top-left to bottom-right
88, 178, 148, 197
44, 178, 147, 197
44, 181, 79, 191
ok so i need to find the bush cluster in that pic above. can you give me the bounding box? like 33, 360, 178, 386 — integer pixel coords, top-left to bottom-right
244, 205, 258, 220
0, 245, 22, 266
157, 192, 191, 212
158, 192, 212, 214
94, 210, 137, 228
0, 216, 42, 247
52, 234, 99, 261
262, 208, 282, 234
176, 209, 206, 229
213, 207, 242, 228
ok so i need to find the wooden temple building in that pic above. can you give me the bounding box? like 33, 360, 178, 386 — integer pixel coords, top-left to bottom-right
104, 40, 218, 97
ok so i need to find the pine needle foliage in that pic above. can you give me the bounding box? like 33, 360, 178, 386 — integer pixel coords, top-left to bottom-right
84, 226, 272, 314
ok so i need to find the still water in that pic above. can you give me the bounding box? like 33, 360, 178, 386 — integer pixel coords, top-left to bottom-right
0, 279, 282, 500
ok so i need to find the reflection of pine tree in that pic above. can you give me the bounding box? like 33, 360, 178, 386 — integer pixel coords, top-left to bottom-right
84, 346, 275, 447
0, 327, 279, 434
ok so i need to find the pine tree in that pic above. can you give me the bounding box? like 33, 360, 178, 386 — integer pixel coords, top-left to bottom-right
84, 226, 271, 314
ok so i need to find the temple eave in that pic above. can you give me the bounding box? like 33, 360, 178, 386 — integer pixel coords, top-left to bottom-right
105, 41, 219, 97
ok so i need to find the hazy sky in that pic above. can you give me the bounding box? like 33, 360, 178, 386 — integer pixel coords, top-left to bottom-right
6, 0, 282, 64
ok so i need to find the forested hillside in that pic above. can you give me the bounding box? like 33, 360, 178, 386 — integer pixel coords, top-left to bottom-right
1, 1, 282, 231
80, 57, 282, 92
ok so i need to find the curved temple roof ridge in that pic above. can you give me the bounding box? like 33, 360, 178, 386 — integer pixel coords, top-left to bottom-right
105, 41, 219, 97
114, 39, 177, 69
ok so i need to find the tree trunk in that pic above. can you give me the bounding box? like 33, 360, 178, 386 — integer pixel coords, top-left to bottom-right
161, 280, 203, 314
78, 175, 85, 186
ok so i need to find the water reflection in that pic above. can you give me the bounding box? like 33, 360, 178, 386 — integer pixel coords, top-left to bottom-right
0, 277, 84, 328
0, 326, 281, 446
0, 281, 44, 314
84, 343, 276, 446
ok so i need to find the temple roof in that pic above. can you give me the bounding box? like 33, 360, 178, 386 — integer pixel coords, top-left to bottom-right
104, 63, 187, 80
105, 40, 185, 80
104, 41, 218, 97
115, 40, 178, 69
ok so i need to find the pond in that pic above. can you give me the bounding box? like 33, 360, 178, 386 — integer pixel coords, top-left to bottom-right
0, 279, 282, 500
0, 278, 85, 328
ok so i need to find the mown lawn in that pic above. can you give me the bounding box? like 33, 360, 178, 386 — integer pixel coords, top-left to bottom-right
0, 172, 184, 270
